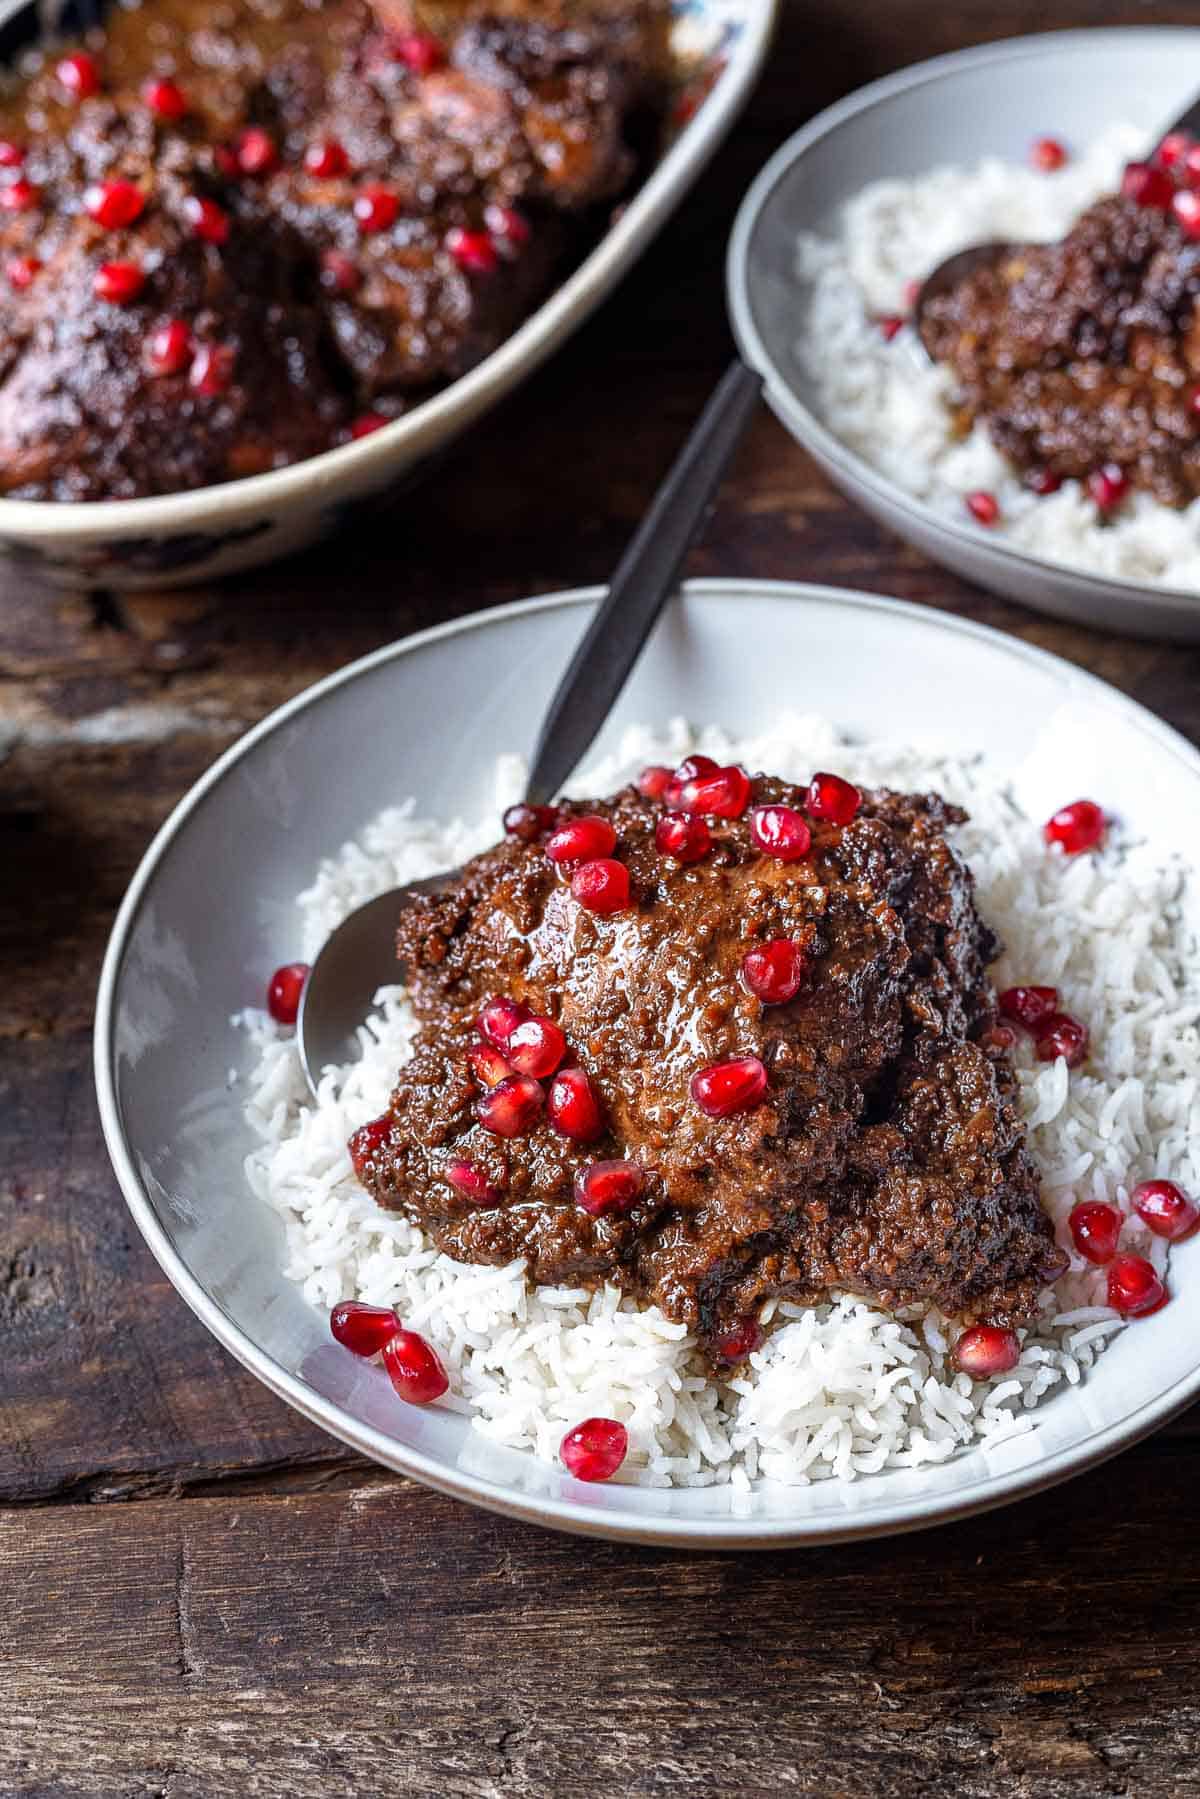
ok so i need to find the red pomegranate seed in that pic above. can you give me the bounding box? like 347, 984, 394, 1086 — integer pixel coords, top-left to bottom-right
1106, 1253, 1166, 1317
478, 995, 528, 1048
1088, 464, 1129, 512
1172, 187, 1200, 238
1132, 1179, 1199, 1241
966, 489, 1000, 526
998, 985, 1059, 1030
266, 960, 308, 1024
1183, 143, 1200, 188
1068, 1201, 1122, 1265
713, 1317, 764, 1362
0, 141, 24, 167
144, 317, 192, 375
348, 1114, 391, 1179
391, 30, 444, 75
1027, 467, 1062, 495
503, 801, 558, 841
1044, 799, 1106, 855
354, 186, 398, 233
446, 226, 498, 274
6, 255, 40, 288
742, 938, 807, 1005
691, 1055, 768, 1118
143, 78, 187, 120
750, 804, 812, 862
1157, 130, 1193, 169
678, 765, 752, 819
545, 814, 617, 865
320, 249, 361, 295
547, 1066, 604, 1142
349, 412, 388, 439
467, 1039, 512, 1088
184, 194, 229, 243
876, 314, 904, 341
330, 1300, 399, 1356
93, 260, 144, 303
1121, 161, 1175, 209
484, 202, 530, 248
382, 1328, 449, 1404
476, 1073, 543, 1137
655, 811, 711, 864
85, 179, 144, 228
953, 1325, 1021, 1378
445, 1156, 497, 1205
981, 1020, 1019, 1052
506, 1015, 566, 1080
574, 1158, 644, 1217
1031, 135, 1068, 171
805, 771, 860, 825
571, 858, 631, 915
304, 137, 348, 178
189, 342, 234, 396
560, 1416, 627, 1481
1034, 1012, 1089, 1068
0, 177, 38, 212
663, 754, 718, 807
637, 764, 672, 799
57, 51, 100, 100
236, 126, 278, 176
213, 145, 239, 177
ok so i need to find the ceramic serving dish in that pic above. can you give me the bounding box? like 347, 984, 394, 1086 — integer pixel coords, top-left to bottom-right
0, 0, 775, 589
727, 29, 1200, 642
95, 578, 1200, 1548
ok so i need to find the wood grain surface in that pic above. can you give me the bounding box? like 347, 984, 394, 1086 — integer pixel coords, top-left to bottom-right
4, 2, 1200, 1792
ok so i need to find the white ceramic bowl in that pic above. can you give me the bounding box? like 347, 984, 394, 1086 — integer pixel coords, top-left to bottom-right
95, 578, 1200, 1548
0, 0, 775, 590
728, 29, 1200, 641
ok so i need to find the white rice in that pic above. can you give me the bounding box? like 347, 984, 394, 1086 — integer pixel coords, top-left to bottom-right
238, 715, 1200, 1492
794, 124, 1200, 590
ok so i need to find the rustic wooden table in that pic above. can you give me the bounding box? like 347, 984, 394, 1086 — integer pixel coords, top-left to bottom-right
4, 2, 1200, 1792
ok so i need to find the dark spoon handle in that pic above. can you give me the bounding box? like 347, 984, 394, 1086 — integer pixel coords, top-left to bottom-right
524, 358, 762, 807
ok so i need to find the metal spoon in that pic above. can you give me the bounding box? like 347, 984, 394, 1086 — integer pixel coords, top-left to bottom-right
296, 357, 763, 1097
912, 95, 1200, 346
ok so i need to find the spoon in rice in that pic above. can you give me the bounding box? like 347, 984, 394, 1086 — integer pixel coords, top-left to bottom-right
296, 358, 763, 1099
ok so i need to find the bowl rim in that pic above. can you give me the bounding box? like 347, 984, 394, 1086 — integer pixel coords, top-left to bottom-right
726, 26, 1200, 621
94, 576, 1200, 1547
0, 0, 777, 538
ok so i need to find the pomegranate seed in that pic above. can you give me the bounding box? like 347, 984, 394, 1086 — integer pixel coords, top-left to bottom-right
189, 342, 234, 396
750, 804, 812, 862
655, 811, 712, 864
93, 260, 144, 304
349, 412, 388, 439
1027, 467, 1062, 495
1068, 1201, 1122, 1265
742, 938, 807, 1005
1132, 1179, 1199, 1241
446, 226, 498, 275
1171, 187, 1200, 238
678, 765, 751, 819
382, 1328, 449, 1404
476, 1073, 543, 1137
348, 1114, 391, 1179
954, 1325, 1021, 1378
713, 1317, 764, 1362
691, 1055, 768, 1118
330, 1300, 399, 1356
144, 317, 192, 375
143, 78, 187, 120
0, 177, 39, 212
478, 995, 528, 1048
57, 51, 100, 100
876, 314, 904, 341
391, 30, 444, 75
998, 985, 1058, 1030
547, 1066, 605, 1142
571, 858, 631, 914
213, 145, 239, 177
981, 1020, 1019, 1052
1034, 1012, 1089, 1068
1044, 799, 1106, 855
1157, 130, 1193, 169
484, 202, 530, 249
663, 754, 718, 807
966, 489, 1000, 526
1121, 161, 1175, 208
574, 1159, 643, 1217
304, 137, 348, 178
85, 179, 144, 228
184, 194, 229, 243
560, 1416, 627, 1482
1088, 464, 1129, 512
6, 255, 40, 288
0, 141, 24, 167
354, 185, 398, 233
545, 814, 617, 865
467, 1039, 512, 1088
1183, 143, 1200, 188
636, 764, 672, 799
1031, 135, 1068, 172
320, 248, 361, 295
506, 1016, 566, 1080
445, 1156, 497, 1205
236, 126, 278, 176
266, 961, 308, 1024
1107, 1253, 1166, 1317
805, 771, 860, 826
503, 802, 558, 841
